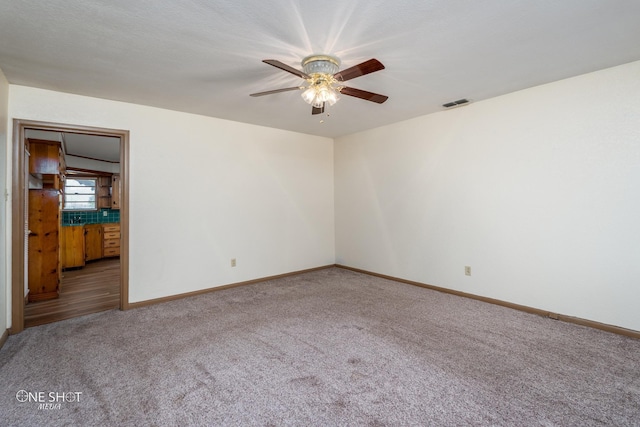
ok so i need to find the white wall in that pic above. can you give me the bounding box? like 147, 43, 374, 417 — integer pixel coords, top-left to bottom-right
5, 61, 639, 333
7, 86, 335, 304
0, 68, 8, 332
335, 60, 640, 331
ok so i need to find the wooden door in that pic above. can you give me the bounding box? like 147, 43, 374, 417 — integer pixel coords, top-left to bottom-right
28, 189, 60, 301
84, 224, 103, 261
61, 226, 85, 269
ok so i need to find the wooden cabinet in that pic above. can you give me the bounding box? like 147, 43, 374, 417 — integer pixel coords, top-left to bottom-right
97, 176, 112, 209
28, 139, 66, 190
61, 226, 85, 269
84, 224, 103, 261
58, 223, 118, 267
28, 189, 61, 301
28, 139, 64, 175
102, 223, 120, 257
111, 174, 121, 210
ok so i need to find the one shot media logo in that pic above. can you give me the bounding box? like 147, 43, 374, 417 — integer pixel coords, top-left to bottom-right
16, 390, 82, 410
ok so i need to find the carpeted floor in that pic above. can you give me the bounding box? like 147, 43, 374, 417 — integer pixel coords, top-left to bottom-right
1, 267, 639, 426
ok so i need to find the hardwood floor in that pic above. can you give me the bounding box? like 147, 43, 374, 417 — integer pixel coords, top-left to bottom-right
25, 258, 120, 328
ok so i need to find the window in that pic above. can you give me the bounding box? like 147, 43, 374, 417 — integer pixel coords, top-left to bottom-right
64, 177, 97, 211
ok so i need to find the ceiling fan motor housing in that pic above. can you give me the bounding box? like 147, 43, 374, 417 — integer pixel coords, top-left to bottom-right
301, 55, 340, 75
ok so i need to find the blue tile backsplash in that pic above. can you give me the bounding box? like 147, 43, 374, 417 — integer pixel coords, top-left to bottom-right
62, 209, 120, 226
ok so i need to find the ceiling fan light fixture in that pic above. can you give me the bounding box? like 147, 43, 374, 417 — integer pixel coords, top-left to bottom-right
301, 80, 341, 108
325, 90, 339, 106
301, 87, 317, 104
319, 85, 339, 106
317, 84, 335, 102
300, 54, 342, 108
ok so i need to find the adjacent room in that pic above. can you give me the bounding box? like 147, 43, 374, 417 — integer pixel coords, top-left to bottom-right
1, 1, 639, 425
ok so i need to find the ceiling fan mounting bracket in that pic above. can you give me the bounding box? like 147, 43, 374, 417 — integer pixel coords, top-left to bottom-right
301, 54, 340, 67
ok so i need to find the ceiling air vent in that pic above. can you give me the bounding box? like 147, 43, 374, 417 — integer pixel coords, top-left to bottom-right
442, 98, 470, 108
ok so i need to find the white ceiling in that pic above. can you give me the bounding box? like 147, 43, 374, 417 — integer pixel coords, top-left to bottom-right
63, 133, 120, 163
25, 129, 120, 163
2, 1, 640, 138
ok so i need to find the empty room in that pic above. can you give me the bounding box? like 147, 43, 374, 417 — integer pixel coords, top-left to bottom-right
1, 1, 639, 425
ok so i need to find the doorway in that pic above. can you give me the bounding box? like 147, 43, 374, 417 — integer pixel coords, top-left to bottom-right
11, 119, 129, 334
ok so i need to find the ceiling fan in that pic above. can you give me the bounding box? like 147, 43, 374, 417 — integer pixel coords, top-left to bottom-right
250, 55, 388, 115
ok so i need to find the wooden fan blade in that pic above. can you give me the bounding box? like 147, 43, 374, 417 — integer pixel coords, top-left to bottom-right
312, 103, 325, 115
341, 86, 388, 104
334, 59, 385, 82
263, 59, 310, 79
250, 87, 301, 97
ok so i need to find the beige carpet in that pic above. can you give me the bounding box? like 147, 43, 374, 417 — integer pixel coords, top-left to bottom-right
1, 267, 639, 426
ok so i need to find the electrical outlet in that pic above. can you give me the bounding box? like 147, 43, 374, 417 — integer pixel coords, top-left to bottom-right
231, 258, 236, 267
464, 266, 471, 276
103, 210, 108, 217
